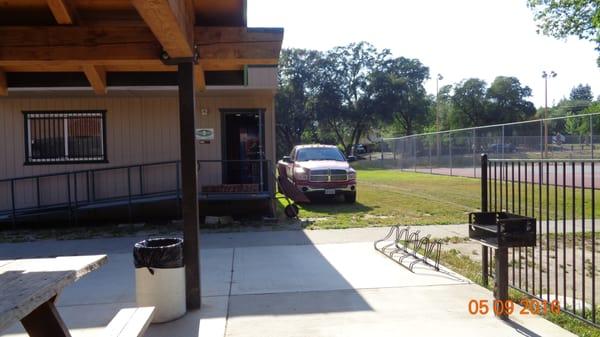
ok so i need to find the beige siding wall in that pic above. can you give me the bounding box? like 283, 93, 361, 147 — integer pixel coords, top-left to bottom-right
247, 66, 278, 89
0, 91, 276, 211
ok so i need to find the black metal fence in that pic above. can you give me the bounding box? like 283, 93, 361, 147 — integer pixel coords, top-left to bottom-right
481, 154, 599, 326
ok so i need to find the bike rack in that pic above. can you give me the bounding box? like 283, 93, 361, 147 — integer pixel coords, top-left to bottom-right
374, 225, 442, 272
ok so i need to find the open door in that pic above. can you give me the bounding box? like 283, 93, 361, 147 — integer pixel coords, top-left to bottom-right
221, 109, 266, 190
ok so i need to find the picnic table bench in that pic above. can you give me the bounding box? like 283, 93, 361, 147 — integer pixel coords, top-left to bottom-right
0, 255, 155, 337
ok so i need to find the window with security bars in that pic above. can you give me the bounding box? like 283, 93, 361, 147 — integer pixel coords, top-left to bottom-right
24, 111, 107, 164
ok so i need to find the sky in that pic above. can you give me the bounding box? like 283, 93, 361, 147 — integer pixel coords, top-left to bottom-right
247, 0, 600, 108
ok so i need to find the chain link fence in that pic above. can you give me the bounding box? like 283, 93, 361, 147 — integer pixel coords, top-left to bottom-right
358, 112, 600, 178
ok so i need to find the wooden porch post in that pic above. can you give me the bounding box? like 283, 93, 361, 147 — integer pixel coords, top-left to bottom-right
178, 61, 201, 310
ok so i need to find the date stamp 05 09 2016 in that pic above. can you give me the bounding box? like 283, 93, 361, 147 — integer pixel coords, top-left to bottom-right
468, 299, 561, 316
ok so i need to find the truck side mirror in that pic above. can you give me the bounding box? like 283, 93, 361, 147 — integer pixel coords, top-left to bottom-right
282, 156, 293, 163
347, 155, 356, 162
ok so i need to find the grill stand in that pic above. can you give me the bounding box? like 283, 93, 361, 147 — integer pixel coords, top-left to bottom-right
494, 247, 509, 320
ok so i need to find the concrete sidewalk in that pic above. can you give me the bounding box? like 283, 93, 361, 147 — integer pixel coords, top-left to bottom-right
0, 225, 465, 258
1, 220, 596, 259
0, 232, 576, 337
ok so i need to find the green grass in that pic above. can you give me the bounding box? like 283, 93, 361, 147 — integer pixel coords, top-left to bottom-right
277, 170, 481, 228
278, 169, 595, 229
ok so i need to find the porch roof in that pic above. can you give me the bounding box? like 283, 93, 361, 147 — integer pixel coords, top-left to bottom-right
0, 0, 283, 95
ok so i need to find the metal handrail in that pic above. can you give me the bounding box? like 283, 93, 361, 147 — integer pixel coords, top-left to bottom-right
0, 160, 179, 183
0, 158, 273, 224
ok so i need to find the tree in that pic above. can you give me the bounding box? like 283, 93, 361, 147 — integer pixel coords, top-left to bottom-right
450, 78, 488, 127
275, 49, 323, 156
570, 83, 594, 101
435, 84, 454, 131
527, 0, 600, 66
314, 42, 390, 154
368, 57, 432, 135
485, 76, 536, 123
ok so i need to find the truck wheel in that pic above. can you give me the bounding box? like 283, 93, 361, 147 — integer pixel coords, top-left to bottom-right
284, 204, 299, 218
344, 191, 357, 203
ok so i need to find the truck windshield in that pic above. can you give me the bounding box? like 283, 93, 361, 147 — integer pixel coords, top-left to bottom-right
296, 147, 345, 161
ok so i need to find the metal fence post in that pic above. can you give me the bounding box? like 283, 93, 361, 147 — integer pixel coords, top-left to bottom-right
481, 154, 489, 287
540, 121, 544, 159
501, 125, 505, 159
472, 129, 476, 177
380, 141, 384, 168
449, 133, 453, 176
429, 137, 432, 174
413, 137, 417, 172
591, 114, 594, 159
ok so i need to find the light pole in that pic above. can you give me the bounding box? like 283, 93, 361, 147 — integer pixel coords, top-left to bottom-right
436, 73, 443, 157
542, 70, 557, 158
436, 73, 444, 132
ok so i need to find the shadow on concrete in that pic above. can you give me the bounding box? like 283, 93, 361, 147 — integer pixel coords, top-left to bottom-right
502, 318, 543, 337
227, 288, 371, 317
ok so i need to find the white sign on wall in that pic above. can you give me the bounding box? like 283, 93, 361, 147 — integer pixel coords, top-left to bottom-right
195, 128, 214, 141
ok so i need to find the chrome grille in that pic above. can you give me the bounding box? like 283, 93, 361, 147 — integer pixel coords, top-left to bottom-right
309, 169, 348, 182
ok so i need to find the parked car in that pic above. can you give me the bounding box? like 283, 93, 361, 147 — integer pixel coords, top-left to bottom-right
277, 144, 357, 203
351, 144, 367, 155
488, 143, 517, 153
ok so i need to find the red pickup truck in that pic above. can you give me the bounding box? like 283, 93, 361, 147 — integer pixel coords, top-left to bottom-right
277, 144, 357, 203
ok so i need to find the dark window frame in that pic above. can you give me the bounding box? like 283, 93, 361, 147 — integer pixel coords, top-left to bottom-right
23, 110, 108, 165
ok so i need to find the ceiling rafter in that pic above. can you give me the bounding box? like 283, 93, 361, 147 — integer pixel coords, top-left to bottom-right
82, 65, 107, 94
194, 64, 206, 92
0, 70, 7, 96
46, 0, 78, 25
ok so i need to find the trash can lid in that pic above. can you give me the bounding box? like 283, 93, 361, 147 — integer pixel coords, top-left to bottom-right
133, 237, 184, 269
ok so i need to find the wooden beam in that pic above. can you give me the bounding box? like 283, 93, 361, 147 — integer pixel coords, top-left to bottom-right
194, 27, 283, 67
0, 26, 162, 65
46, 0, 77, 24
194, 64, 206, 92
21, 299, 70, 337
82, 65, 107, 94
0, 26, 282, 70
131, 0, 195, 58
0, 70, 7, 96
194, 27, 284, 44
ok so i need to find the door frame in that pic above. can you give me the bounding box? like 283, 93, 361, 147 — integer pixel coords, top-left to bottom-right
219, 108, 266, 186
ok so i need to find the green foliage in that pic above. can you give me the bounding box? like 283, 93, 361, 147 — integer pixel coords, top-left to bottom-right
450, 78, 488, 127
570, 83, 594, 101
367, 57, 432, 135
275, 49, 324, 156
527, 0, 600, 65
276, 42, 433, 155
447, 77, 536, 129
486, 76, 536, 122
276, 42, 578, 149
314, 42, 391, 154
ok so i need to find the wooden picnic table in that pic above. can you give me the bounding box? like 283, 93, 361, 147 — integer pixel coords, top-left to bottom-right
0, 255, 107, 337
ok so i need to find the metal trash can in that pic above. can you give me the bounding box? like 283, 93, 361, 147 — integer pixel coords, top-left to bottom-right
133, 237, 186, 323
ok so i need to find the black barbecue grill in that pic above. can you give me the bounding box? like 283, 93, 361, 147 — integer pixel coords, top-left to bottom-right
468, 212, 536, 248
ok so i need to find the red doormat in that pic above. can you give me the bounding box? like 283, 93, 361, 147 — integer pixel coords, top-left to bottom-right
202, 184, 260, 193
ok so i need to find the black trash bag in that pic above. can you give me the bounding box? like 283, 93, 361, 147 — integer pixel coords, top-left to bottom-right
133, 238, 184, 273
